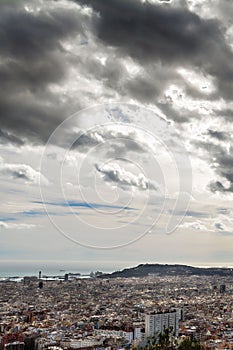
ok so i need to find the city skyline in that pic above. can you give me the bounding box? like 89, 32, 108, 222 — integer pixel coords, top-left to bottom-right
0, 0, 233, 271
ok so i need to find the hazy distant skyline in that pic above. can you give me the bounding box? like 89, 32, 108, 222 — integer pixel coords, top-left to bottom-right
0, 0, 233, 271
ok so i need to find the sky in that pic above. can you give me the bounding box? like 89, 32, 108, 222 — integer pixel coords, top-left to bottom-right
0, 0, 233, 274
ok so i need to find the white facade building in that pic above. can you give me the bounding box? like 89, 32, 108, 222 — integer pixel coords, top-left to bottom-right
95, 329, 133, 343
134, 327, 142, 341
145, 310, 179, 338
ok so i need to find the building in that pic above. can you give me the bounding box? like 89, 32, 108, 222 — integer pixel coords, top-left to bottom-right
134, 327, 142, 341
95, 329, 133, 343
145, 310, 179, 338
176, 308, 184, 322
220, 284, 226, 293
5, 342, 24, 350
23, 276, 37, 284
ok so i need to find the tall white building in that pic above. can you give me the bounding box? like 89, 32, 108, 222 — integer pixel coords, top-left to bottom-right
145, 310, 179, 338
134, 327, 142, 341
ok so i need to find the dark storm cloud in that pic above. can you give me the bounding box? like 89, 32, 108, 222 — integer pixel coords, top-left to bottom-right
0, 92, 70, 143
0, 1, 82, 144
126, 76, 160, 103
76, 0, 233, 101
84, 56, 127, 91
1, 0, 232, 147
0, 3, 82, 60
0, 0, 232, 201
0, 129, 24, 146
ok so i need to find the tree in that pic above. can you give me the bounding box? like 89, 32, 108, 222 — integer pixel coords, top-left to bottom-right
178, 337, 203, 350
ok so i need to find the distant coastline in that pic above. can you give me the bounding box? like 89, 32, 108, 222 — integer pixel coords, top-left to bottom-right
1, 262, 233, 280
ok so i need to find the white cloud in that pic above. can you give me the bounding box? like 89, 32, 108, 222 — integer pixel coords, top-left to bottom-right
179, 220, 209, 231
0, 221, 36, 230
0, 158, 49, 185
95, 162, 159, 191
177, 67, 216, 95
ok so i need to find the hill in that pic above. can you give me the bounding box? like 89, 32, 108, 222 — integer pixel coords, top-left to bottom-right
99, 263, 233, 278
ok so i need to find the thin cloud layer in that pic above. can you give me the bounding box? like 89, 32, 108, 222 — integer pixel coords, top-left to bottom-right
0, 221, 36, 230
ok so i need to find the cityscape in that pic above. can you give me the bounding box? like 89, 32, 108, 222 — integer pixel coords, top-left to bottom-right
0, 0, 233, 349
0, 267, 233, 350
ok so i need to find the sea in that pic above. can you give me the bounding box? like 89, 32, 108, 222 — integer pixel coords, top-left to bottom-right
0, 260, 117, 276
0, 260, 121, 280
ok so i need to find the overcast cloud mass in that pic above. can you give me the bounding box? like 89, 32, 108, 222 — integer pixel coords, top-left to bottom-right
0, 0, 233, 272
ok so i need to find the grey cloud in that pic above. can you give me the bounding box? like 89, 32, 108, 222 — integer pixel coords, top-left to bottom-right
71, 131, 102, 151
0, 93, 70, 144
127, 75, 160, 103
1, 0, 232, 150
0, 1, 83, 144
157, 102, 190, 124
214, 222, 225, 231
0, 0, 232, 204
0, 4, 82, 61
105, 139, 145, 158
85, 56, 127, 91
126, 63, 185, 105
76, 0, 233, 100
207, 130, 229, 141
197, 0, 233, 27
196, 140, 233, 193
69, 128, 146, 156
217, 108, 233, 121
217, 207, 231, 215
209, 180, 227, 193
0, 129, 24, 146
